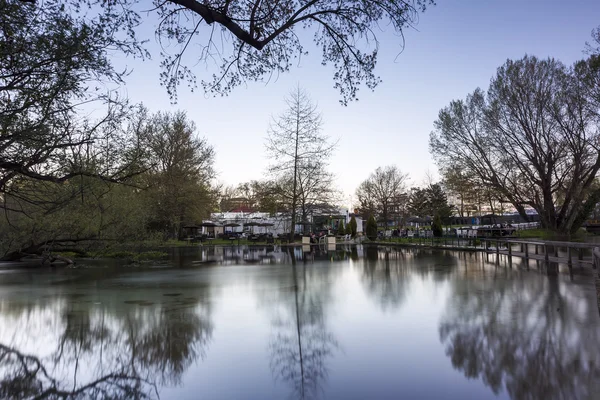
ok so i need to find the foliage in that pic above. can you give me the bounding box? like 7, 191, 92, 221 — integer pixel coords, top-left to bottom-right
431, 215, 443, 237
266, 87, 338, 237
430, 55, 600, 235
222, 180, 284, 214
0, 107, 218, 259
0, 177, 154, 260
138, 110, 217, 239
427, 184, 454, 222
407, 184, 454, 221
337, 220, 345, 236
0, 0, 146, 212
356, 166, 408, 226
407, 187, 429, 218
349, 216, 358, 237
345, 221, 353, 236
366, 215, 378, 241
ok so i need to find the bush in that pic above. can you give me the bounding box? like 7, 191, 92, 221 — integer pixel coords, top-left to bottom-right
366, 215, 378, 241
345, 221, 352, 235
338, 220, 346, 236
349, 216, 358, 237
432, 214, 443, 237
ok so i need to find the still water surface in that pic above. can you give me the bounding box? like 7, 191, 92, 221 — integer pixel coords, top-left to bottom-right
0, 245, 599, 400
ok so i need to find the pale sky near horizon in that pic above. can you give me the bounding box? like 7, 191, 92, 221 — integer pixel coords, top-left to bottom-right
112, 0, 600, 209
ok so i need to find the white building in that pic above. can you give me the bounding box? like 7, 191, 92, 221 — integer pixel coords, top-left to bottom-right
209, 208, 363, 236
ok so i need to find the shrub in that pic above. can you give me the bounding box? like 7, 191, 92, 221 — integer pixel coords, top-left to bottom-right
349, 216, 358, 237
366, 215, 378, 241
338, 220, 346, 236
345, 221, 352, 235
432, 214, 443, 237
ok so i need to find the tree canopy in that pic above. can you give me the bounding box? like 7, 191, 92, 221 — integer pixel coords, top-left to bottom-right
1, 0, 146, 211
356, 166, 408, 226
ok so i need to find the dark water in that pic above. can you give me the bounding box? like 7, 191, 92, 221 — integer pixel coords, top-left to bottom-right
0, 245, 599, 400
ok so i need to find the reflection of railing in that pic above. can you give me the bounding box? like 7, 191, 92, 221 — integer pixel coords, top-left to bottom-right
594, 247, 600, 314
479, 239, 596, 269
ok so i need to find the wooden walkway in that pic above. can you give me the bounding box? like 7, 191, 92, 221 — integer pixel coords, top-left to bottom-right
481, 238, 600, 314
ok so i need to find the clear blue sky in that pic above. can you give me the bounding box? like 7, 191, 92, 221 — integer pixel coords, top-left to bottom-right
114, 0, 600, 208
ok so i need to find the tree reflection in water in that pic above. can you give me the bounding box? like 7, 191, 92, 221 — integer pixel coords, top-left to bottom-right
361, 246, 410, 310
267, 249, 339, 400
359, 246, 459, 311
0, 293, 212, 399
439, 272, 600, 399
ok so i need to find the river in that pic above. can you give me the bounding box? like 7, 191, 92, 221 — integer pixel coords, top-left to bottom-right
0, 245, 598, 399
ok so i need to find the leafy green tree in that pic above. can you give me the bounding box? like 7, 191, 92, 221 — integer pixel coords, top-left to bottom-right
366, 215, 378, 241
407, 184, 454, 225
0, 0, 151, 259
0, 178, 153, 261
349, 216, 358, 237
426, 184, 454, 224
407, 187, 429, 218
0, 0, 145, 211
139, 111, 216, 239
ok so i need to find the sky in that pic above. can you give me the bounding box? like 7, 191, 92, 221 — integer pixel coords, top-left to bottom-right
112, 0, 600, 209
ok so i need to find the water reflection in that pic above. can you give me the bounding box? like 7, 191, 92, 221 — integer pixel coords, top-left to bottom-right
171, 244, 357, 266
440, 271, 600, 399
265, 249, 340, 399
0, 288, 212, 399
358, 247, 459, 310
1, 245, 600, 399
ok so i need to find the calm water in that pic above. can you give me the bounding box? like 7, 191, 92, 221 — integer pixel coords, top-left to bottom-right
0, 245, 599, 400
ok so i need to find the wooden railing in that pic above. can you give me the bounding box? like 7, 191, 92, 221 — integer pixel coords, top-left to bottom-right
480, 238, 597, 269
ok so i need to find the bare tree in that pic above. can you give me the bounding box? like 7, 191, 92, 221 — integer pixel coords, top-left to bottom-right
430, 55, 600, 235
22, 0, 434, 104
296, 159, 340, 229
586, 25, 600, 55
266, 87, 337, 239
218, 184, 240, 211
355, 166, 409, 228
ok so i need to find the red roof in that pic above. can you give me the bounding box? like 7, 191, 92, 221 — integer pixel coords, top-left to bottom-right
231, 206, 254, 213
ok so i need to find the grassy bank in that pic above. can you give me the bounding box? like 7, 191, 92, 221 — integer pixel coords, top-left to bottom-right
515, 228, 589, 241
56, 250, 169, 262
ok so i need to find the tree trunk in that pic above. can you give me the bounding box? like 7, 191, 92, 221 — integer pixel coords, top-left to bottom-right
289, 110, 300, 241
